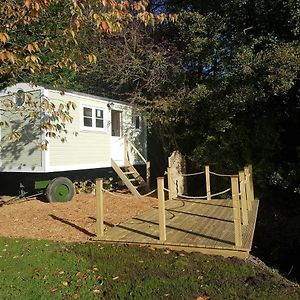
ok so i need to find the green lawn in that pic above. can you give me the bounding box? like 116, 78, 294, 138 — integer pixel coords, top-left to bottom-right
0, 237, 298, 299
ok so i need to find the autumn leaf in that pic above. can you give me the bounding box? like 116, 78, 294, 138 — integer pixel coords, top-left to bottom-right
26, 44, 35, 53
0, 32, 10, 43
196, 296, 210, 300
100, 21, 110, 32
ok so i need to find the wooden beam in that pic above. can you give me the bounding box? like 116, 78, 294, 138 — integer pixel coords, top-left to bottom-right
248, 164, 255, 201
239, 171, 248, 226
231, 175, 242, 248
157, 177, 166, 241
96, 178, 104, 238
244, 166, 252, 210
146, 161, 151, 190
205, 165, 211, 200
124, 135, 129, 166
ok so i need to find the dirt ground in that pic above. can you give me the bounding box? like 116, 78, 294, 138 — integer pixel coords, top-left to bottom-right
0, 192, 157, 242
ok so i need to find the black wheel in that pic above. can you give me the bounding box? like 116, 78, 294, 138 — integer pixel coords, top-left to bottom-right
46, 177, 75, 203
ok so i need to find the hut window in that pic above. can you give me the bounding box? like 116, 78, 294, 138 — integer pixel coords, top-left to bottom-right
82, 106, 104, 130
83, 107, 93, 127
15, 89, 25, 107
133, 116, 141, 130
95, 109, 104, 128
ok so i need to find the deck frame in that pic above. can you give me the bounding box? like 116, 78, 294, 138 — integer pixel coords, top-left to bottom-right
94, 198, 259, 259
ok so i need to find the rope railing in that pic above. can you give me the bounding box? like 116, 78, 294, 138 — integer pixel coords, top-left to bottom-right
209, 171, 236, 177
181, 171, 205, 177
177, 194, 207, 200
141, 189, 157, 197
102, 188, 157, 199
177, 187, 231, 200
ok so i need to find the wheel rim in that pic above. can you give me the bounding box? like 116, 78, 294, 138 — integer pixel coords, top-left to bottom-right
53, 184, 71, 202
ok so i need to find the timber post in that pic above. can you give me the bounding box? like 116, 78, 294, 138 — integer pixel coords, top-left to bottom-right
124, 135, 129, 166
205, 165, 211, 200
157, 177, 167, 241
96, 178, 104, 238
248, 164, 255, 202
239, 171, 248, 226
146, 161, 151, 190
244, 166, 252, 211
231, 175, 242, 248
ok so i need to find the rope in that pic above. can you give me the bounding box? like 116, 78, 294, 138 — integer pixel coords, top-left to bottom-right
177, 188, 231, 200
177, 194, 207, 199
181, 171, 205, 177
102, 189, 137, 199
211, 188, 231, 197
209, 171, 236, 177
140, 189, 157, 197
102, 188, 157, 198
163, 188, 170, 192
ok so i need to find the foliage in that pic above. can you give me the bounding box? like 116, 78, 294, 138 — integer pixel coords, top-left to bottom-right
0, 89, 76, 149
68, 1, 300, 279
0, 237, 299, 299
0, 0, 173, 145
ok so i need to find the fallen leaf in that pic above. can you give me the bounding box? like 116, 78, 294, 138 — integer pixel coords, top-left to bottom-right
112, 276, 119, 280
92, 289, 101, 294
50, 287, 58, 293
196, 296, 210, 300
62, 281, 69, 286
76, 271, 84, 277
71, 294, 80, 299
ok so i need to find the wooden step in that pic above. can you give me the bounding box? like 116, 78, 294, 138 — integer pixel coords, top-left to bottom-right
123, 171, 135, 175
111, 159, 141, 197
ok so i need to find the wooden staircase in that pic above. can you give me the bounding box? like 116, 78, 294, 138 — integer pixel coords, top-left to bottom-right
111, 159, 149, 197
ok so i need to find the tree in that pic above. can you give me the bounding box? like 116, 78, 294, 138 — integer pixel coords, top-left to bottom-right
0, 0, 170, 148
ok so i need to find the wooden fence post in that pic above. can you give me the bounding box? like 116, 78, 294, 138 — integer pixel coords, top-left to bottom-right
96, 178, 104, 238
205, 165, 211, 200
244, 166, 252, 211
146, 161, 151, 190
248, 164, 255, 202
124, 135, 129, 166
239, 171, 248, 226
231, 175, 242, 248
157, 177, 167, 241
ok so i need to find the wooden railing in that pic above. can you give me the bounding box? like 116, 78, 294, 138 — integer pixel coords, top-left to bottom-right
167, 164, 256, 249
95, 166, 256, 249
124, 136, 150, 189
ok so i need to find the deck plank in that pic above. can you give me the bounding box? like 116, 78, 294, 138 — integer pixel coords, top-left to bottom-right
97, 198, 259, 258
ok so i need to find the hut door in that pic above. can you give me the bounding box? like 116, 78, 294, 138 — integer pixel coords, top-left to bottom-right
111, 110, 124, 165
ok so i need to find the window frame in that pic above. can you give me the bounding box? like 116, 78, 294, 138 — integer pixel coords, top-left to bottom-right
81, 104, 106, 132
132, 115, 141, 130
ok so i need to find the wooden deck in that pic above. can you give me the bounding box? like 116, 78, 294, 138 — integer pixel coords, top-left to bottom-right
95, 198, 259, 259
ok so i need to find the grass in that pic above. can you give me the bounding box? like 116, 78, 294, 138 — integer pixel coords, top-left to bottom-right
0, 237, 299, 299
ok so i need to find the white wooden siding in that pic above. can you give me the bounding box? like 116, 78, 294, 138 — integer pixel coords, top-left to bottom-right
0, 90, 43, 172
47, 90, 111, 170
